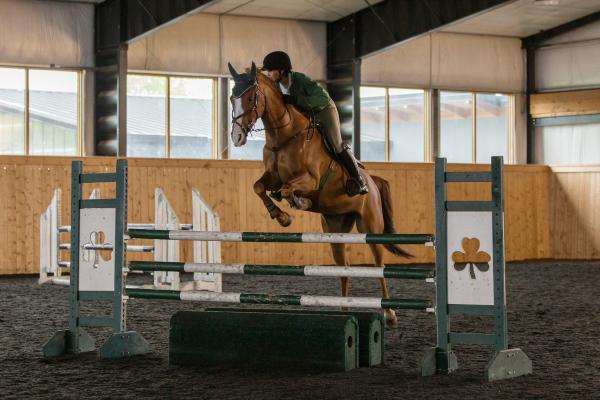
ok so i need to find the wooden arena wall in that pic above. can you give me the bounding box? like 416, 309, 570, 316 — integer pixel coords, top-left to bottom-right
0, 156, 598, 275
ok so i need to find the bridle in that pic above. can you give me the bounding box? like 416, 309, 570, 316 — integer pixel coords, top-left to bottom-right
231, 80, 293, 137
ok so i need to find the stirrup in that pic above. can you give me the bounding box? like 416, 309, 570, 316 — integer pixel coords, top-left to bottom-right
346, 177, 369, 197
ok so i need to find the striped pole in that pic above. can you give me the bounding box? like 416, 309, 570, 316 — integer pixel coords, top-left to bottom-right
129, 261, 435, 280
42, 278, 147, 290
125, 288, 433, 311
58, 223, 193, 233
59, 243, 154, 252
128, 229, 434, 245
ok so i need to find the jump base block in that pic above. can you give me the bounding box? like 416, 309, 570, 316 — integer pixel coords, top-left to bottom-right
207, 307, 383, 367
169, 311, 359, 372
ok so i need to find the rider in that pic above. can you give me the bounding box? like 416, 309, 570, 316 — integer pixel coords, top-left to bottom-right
261, 50, 369, 197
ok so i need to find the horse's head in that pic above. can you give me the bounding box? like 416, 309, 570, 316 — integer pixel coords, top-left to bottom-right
228, 62, 265, 147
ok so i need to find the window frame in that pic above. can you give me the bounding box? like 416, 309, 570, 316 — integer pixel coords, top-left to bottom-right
0, 65, 83, 156
360, 85, 429, 162
438, 90, 515, 164
127, 72, 218, 159
358, 85, 516, 164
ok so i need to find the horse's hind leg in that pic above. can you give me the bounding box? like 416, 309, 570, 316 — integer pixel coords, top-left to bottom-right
356, 211, 398, 327
368, 243, 397, 327
321, 214, 355, 298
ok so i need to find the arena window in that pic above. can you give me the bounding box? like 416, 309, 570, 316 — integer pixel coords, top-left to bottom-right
127, 73, 215, 159
360, 86, 427, 162
0, 66, 81, 156
440, 91, 512, 164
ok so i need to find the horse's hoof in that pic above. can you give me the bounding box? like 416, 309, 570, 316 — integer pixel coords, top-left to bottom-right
277, 213, 293, 227
280, 187, 292, 198
384, 309, 397, 328
294, 197, 312, 210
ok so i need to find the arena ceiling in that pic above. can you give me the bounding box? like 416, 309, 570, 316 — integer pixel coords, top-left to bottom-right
42, 1, 600, 39
201, 0, 384, 22
442, 0, 600, 38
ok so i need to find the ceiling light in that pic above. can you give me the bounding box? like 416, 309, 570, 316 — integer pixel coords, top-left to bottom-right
533, 0, 559, 6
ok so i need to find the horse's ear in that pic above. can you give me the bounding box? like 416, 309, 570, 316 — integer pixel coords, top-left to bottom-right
250, 61, 257, 79
228, 62, 238, 79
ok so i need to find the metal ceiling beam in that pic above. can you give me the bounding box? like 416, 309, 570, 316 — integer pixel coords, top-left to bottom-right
93, 0, 215, 156
97, 0, 216, 48
522, 10, 600, 49
327, 0, 511, 64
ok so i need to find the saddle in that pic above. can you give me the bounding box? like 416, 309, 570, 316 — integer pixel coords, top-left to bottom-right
269, 120, 365, 203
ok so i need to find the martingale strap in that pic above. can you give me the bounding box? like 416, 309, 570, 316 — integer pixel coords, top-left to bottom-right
319, 159, 338, 190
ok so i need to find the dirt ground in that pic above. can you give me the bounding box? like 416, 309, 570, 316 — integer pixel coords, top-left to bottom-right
1, 261, 599, 399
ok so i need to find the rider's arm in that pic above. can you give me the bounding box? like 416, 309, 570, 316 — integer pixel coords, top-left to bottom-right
292, 73, 330, 113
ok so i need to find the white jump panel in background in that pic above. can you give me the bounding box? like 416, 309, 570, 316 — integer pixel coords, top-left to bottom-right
79, 208, 116, 292
153, 188, 181, 289
192, 188, 222, 292
447, 211, 495, 306
39, 189, 60, 280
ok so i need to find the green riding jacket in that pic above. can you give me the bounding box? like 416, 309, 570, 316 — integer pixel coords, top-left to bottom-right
288, 71, 331, 113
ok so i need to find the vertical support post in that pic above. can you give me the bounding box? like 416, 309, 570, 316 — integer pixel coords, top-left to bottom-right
113, 159, 128, 332
217, 77, 230, 159
430, 89, 440, 160
491, 156, 507, 351
68, 161, 83, 350
525, 47, 535, 164
352, 59, 361, 158
422, 157, 457, 376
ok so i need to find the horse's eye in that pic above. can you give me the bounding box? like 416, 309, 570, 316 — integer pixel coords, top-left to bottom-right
249, 97, 253, 102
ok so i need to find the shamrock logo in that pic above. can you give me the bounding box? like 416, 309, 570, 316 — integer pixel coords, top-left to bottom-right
451, 237, 490, 279
81, 231, 112, 269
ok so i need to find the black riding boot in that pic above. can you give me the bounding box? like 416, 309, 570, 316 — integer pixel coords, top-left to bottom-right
337, 145, 369, 196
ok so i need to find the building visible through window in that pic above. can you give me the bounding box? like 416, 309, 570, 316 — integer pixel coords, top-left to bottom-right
127, 74, 215, 159
0, 67, 80, 156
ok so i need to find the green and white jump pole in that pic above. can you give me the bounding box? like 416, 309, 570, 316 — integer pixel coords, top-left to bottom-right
43, 157, 532, 381
127, 230, 434, 245
128, 260, 435, 280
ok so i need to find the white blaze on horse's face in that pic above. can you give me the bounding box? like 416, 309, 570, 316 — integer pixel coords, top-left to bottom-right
230, 96, 247, 147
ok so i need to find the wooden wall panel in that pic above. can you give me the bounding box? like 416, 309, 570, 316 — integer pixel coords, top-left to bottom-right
2, 156, 596, 275
530, 89, 600, 118
549, 166, 600, 260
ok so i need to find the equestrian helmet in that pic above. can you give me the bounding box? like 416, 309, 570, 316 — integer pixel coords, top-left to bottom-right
262, 51, 292, 72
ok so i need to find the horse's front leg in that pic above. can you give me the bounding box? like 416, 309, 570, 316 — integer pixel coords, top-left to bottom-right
254, 173, 293, 227
279, 173, 317, 211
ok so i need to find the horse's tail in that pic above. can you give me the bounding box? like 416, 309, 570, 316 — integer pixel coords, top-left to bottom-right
372, 175, 413, 258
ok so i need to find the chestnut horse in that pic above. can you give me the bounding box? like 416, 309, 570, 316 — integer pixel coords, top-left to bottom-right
228, 62, 411, 325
